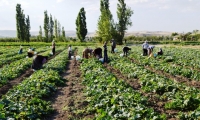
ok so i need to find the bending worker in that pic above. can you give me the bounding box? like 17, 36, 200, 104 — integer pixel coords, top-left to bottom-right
31, 55, 48, 71
82, 48, 93, 59
92, 47, 102, 59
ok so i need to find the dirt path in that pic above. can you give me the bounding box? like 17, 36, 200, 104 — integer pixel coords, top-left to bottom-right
0, 51, 62, 99
103, 63, 179, 119
46, 59, 94, 120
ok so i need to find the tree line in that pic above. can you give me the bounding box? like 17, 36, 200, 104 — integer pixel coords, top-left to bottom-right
15, 0, 133, 44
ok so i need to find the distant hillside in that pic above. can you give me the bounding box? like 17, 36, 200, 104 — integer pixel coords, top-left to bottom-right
125, 31, 172, 37
0, 30, 172, 38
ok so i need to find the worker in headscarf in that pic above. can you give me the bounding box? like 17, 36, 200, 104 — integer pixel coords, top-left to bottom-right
31, 55, 48, 71
18, 45, 23, 54
92, 47, 102, 59
82, 48, 93, 59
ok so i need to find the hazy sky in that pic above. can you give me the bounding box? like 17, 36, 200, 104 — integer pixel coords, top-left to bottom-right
0, 0, 199, 33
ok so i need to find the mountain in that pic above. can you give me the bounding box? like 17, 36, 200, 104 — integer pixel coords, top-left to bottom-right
0, 30, 172, 38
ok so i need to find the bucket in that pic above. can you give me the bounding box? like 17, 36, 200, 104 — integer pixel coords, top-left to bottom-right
120, 53, 124, 57
76, 55, 81, 60
114, 48, 118, 53
99, 58, 104, 63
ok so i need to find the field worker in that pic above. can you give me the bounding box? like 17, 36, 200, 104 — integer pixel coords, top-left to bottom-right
142, 41, 149, 56
103, 42, 108, 63
148, 46, 155, 58
31, 55, 48, 71
68, 45, 72, 60
110, 39, 116, 53
93, 47, 102, 59
123, 46, 131, 57
18, 45, 23, 54
27, 47, 35, 58
157, 48, 163, 55
82, 47, 93, 59
52, 40, 56, 55
148, 45, 155, 56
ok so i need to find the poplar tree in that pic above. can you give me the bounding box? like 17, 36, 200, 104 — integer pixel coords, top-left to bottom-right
49, 14, 54, 42
44, 10, 49, 42
16, 4, 31, 42
16, 4, 26, 42
25, 15, 31, 42
16, 4, 22, 40
97, 0, 113, 43
116, 0, 133, 44
76, 7, 87, 42
62, 26, 66, 41
57, 21, 61, 39
39, 25, 43, 41
54, 18, 58, 39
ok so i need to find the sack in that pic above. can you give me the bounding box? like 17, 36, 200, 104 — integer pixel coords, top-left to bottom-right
114, 48, 118, 53
99, 58, 104, 63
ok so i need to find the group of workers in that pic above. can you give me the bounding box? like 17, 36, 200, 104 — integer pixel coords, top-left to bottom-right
24, 40, 56, 71
142, 41, 163, 57
82, 39, 117, 63
17, 39, 163, 71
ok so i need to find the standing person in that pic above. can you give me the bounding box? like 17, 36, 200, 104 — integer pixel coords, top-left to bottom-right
18, 45, 23, 54
52, 40, 55, 55
31, 55, 48, 71
110, 39, 116, 53
82, 48, 93, 59
92, 47, 102, 59
142, 41, 149, 56
103, 41, 108, 63
68, 45, 72, 60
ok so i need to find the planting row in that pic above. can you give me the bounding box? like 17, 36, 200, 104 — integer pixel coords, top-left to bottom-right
0, 46, 64, 87
108, 56, 200, 119
0, 48, 69, 119
80, 59, 166, 119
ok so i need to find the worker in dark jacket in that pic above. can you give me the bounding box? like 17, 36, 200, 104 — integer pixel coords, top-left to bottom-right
93, 47, 102, 59
103, 42, 108, 63
123, 46, 131, 57
31, 55, 48, 70
157, 48, 163, 55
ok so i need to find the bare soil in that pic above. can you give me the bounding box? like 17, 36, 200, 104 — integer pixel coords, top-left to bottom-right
46, 59, 94, 120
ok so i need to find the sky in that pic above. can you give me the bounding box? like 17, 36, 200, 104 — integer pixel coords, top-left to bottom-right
0, 0, 200, 33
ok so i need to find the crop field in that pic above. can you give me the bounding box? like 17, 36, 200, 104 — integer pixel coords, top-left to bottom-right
0, 45, 200, 120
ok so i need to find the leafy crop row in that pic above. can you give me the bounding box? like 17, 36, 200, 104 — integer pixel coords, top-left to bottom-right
109, 56, 200, 119
80, 59, 166, 119
0, 48, 68, 119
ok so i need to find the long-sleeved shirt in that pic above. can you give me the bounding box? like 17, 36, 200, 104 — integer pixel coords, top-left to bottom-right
142, 42, 149, 49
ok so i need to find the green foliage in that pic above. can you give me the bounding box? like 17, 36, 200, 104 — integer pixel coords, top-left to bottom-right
49, 14, 54, 42
116, 0, 133, 45
76, 7, 87, 42
43, 10, 49, 42
16, 4, 30, 42
25, 15, 31, 42
97, 0, 113, 43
